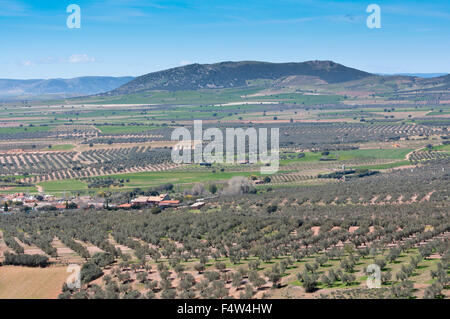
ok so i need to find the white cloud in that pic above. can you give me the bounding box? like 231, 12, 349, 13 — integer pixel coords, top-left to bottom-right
19, 55, 97, 67
179, 60, 192, 66
20, 60, 34, 67
67, 54, 96, 64
38, 57, 57, 64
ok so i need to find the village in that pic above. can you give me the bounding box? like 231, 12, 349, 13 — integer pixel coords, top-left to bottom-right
0, 192, 206, 213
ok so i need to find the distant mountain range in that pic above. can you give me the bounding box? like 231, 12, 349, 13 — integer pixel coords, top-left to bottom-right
0, 76, 134, 100
108, 61, 372, 95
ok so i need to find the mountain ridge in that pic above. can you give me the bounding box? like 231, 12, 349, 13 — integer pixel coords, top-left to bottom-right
108, 60, 373, 95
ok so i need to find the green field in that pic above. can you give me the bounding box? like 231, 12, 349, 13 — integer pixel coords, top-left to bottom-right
280, 148, 411, 165
432, 144, 450, 152
38, 180, 87, 193
335, 148, 412, 160
0, 125, 52, 134
280, 152, 323, 164
426, 110, 450, 115
0, 186, 38, 194
48, 144, 75, 151
352, 160, 411, 170
95, 125, 161, 134
107, 170, 256, 188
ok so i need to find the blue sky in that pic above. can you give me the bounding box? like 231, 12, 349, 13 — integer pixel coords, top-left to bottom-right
1, 0, 449, 79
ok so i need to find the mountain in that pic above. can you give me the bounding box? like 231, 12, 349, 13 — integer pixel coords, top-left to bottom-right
108, 61, 373, 94
0, 76, 134, 100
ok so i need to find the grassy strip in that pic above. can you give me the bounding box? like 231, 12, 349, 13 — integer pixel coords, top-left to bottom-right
352, 160, 411, 170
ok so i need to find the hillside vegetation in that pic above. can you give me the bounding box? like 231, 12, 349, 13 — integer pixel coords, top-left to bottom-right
109, 60, 373, 94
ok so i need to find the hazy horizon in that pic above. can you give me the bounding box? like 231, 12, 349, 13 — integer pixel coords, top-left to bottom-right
0, 60, 448, 81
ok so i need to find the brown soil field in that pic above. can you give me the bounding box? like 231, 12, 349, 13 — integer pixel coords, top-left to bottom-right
0, 266, 67, 299
51, 238, 84, 264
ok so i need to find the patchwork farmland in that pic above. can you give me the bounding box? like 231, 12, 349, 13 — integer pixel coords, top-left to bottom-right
0, 61, 449, 300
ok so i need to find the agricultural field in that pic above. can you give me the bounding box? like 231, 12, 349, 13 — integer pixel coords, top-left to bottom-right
0, 266, 68, 299
0, 73, 449, 300
0, 179, 448, 299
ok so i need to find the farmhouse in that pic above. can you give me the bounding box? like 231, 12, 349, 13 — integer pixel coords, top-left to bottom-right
159, 200, 180, 208
148, 194, 169, 204
130, 194, 170, 207
191, 202, 205, 209
131, 196, 150, 206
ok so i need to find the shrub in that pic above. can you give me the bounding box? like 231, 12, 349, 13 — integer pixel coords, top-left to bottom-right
4, 253, 49, 267
91, 252, 115, 268
266, 205, 278, 213
81, 261, 103, 284
151, 206, 162, 214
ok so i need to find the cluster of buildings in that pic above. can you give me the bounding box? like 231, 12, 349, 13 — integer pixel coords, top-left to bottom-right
1, 192, 205, 213
0, 193, 105, 212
